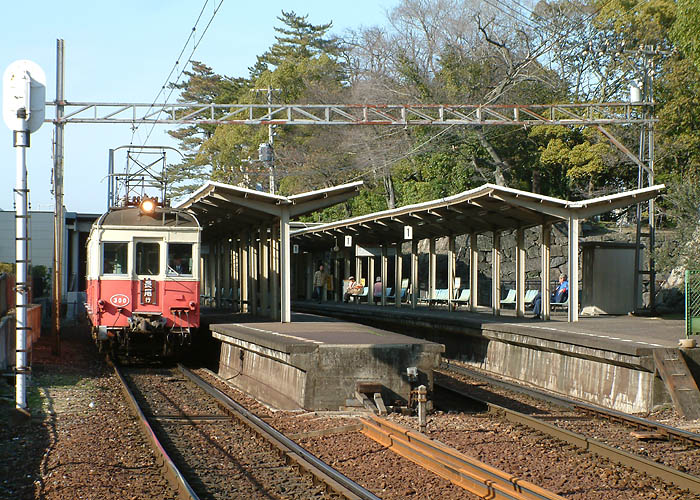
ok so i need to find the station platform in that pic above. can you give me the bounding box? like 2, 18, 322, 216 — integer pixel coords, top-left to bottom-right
292, 301, 695, 415
203, 312, 444, 411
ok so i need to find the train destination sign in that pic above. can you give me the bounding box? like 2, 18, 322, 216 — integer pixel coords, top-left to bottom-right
141, 278, 158, 306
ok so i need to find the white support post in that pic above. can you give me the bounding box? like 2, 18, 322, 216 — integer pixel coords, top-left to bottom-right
223, 238, 231, 299
249, 234, 257, 315
448, 236, 455, 311
380, 246, 387, 306
280, 208, 291, 322
240, 236, 248, 312
429, 238, 436, 301
271, 224, 280, 320
368, 256, 375, 306
470, 231, 478, 312
305, 252, 313, 301
355, 254, 363, 288
568, 216, 579, 322
516, 228, 525, 318
232, 238, 239, 306
15, 143, 29, 411
541, 224, 551, 320
334, 255, 340, 302
395, 242, 402, 309
260, 226, 269, 317
215, 240, 221, 306
492, 231, 501, 316
411, 239, 419, 309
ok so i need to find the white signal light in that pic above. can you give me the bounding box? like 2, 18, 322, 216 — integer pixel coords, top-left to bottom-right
140, 198, 156, 215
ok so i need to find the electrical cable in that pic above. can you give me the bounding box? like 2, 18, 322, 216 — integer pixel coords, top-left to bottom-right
130, 0, 211, 146
141, 0, 225, 149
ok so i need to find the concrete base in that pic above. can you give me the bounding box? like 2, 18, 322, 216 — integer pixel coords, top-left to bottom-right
294, 302, 684, 414
211, 313, 444, 411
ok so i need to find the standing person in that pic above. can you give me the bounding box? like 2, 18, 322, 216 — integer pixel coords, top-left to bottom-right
343, 275, 363, 303
532, 273, 568, 319
313, 263, 328, 303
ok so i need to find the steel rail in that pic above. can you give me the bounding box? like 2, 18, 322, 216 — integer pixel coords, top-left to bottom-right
436, 381, 700, 494
177, 364, 381, 500
360, 415, 566, 500
110, 361, 200, 500
445, 362, 700, 447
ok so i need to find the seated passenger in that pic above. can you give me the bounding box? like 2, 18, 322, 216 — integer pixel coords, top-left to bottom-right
343, 276, 363, 303
532, 274, 568, 319
373, 276, 382, 303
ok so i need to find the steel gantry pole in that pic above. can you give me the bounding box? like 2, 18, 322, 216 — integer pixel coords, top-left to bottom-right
52, 39, 65, 355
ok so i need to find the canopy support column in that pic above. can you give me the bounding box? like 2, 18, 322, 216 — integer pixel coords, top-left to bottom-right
305, 252, 313, 301
380, 246, 388, 306
395, 242, 402, 309
568, 216, 579, 322
516, 228, 525, 318
270, 224, 280, 321
541, 224, 551, 321
429, 238, 436, 302
280, 207, 291, 322
448, 235, 455, 311
260, 226, 269, 317
249, 234, 258, 315
470, 231, 478, 312
355, 252, 362, 291
333, 254, 340, 302
411, 239, 418, 309
368, 256, 375, 305
240, 235, 248, 313
492, 231, 501, 316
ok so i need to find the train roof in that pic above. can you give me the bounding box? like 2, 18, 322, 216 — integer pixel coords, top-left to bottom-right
96, 206, 200, 228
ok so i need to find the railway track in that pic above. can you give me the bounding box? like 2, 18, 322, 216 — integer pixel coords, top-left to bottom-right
446, 361, 700, 447
439, 362, 700, 494
111, 359, 379, 500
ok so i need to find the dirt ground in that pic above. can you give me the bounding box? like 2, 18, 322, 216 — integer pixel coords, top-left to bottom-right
0, 329, 176, 500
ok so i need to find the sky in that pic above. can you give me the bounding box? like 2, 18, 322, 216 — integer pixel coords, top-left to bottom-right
1, 0, 399, 214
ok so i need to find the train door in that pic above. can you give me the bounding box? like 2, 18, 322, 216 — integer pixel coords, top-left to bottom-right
134, 239, 162, 309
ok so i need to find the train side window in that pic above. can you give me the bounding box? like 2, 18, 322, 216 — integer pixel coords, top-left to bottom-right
135, 242, 160, 276
168, 243, 193, 275
103, 242, 128, 274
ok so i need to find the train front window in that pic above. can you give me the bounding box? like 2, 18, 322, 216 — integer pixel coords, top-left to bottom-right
168, 243, 193, 275
103, 242, 128, 274
135, 242, 160, 276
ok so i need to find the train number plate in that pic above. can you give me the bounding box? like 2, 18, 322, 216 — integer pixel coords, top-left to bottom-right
141, 278, 158, 306
110, 294, 130, 307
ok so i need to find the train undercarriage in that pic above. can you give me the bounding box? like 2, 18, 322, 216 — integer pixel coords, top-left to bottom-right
92, 311, 192, 358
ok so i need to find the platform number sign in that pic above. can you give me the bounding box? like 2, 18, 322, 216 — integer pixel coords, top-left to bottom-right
141, 278, 158, 305
344, 235, 352, 247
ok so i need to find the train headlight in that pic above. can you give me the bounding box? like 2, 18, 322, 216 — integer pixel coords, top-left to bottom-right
139, 197, 157, 215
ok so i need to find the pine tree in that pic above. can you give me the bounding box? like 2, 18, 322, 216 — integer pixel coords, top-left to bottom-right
249, 11, 340, 78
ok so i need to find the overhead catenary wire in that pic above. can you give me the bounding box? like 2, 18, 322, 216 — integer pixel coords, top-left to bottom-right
140, 0, 225, 149
130, 0, 211, 147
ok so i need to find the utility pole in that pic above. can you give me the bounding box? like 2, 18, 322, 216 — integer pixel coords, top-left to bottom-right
52, 39, 65, 355
253, 86, 279, 194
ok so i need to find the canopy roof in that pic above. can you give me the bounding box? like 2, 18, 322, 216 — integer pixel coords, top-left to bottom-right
176, 181, 363, 230
292, 183, 665, 248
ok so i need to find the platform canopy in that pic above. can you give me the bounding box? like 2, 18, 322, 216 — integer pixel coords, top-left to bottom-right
291, 183, 665, 247
291, 182, 665, 323
177, 180, 363, 322
177, 180, 363, 228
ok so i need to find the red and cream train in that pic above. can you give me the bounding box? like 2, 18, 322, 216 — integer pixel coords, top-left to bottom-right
85, 199, 201, 356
